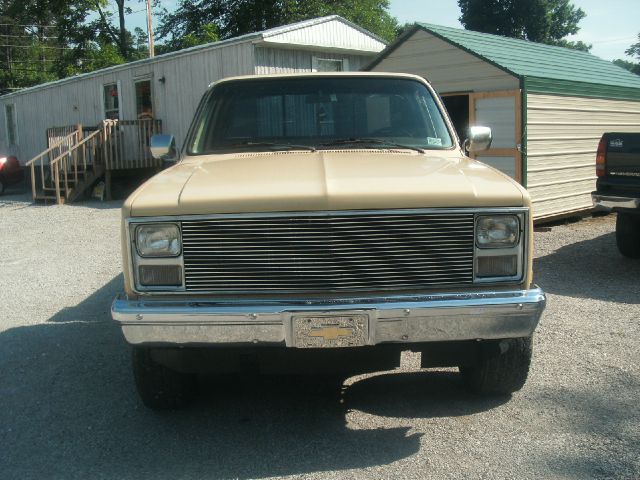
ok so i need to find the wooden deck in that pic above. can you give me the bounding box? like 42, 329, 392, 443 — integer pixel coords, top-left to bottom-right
26, 119, 163, 204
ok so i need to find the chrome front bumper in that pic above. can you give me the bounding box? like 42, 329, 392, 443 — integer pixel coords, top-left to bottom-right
111, 288, 546, 346
592, 193, 640, 210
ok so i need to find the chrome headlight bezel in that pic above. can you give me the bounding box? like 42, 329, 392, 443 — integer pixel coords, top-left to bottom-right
135, 223, 182, 258
473, 212, 526, 284
128, 220, 186, 293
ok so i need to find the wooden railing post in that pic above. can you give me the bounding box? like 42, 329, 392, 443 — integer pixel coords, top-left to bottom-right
54, 164, 61, 204
64, 152, 71, 199
30, 163, 36, 201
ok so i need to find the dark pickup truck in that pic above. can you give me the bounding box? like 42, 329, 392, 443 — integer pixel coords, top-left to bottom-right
592, 132, 640, 258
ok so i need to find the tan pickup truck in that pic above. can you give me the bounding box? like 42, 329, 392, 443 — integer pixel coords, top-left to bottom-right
111, 72, 546, 409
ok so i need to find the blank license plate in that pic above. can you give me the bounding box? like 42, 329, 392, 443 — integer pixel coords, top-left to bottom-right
293, 314, 369, 348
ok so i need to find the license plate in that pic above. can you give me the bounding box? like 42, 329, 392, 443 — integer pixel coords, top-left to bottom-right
293, 314, 368, 348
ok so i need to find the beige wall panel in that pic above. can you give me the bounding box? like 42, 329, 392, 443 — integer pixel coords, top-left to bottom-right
526, 92, 640, 219
370, 30, 519, 93
531, 194, 594, 219
527, 124, 636, 138
527, 165, 593, 187
526, 152, 594, 171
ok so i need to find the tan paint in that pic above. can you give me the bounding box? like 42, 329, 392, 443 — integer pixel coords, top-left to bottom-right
125, 150, 525, 217
121, 72, 534, 296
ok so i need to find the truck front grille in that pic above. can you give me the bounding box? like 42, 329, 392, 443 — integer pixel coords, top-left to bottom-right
180, 211, 475, 293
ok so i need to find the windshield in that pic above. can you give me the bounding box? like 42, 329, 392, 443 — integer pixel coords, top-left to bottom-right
188, 77, 454, 154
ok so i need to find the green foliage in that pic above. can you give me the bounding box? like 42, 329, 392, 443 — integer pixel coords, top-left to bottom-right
0, 0, 150, 92
554, 39, 591, 52
158, 0, 398, 51
157, 23, 220, 53
613, 33, 640, 75
457, 0, 591, 51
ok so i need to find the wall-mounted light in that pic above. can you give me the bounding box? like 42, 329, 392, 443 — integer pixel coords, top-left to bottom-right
158, 76, 166, 84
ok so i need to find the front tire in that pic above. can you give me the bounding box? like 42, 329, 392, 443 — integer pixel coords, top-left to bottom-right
132, 347, 197, 410
616, 212, 640, 259
460, 336, 532, 395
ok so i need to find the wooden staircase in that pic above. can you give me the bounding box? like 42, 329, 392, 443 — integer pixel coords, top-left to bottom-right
27, 122, 109, 204
27, 119, 163, 204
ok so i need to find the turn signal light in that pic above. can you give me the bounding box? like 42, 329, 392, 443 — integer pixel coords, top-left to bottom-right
139, 265, 182, 286
596, 137, 606, 177
476, 255, 518, 278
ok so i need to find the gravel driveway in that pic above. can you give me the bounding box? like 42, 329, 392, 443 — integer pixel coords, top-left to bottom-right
1, 191, 638, 480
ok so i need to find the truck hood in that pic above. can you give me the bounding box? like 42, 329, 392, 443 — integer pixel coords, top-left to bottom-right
125, 150, 526, 217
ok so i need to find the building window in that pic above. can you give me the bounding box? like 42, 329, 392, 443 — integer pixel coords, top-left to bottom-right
135, 79, 153, 119
103, 83, 120, 119
312, 57, 348, 72
4, 103, 17, 146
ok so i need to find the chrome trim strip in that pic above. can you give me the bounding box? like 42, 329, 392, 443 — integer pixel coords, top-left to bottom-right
592, 193, 640, 210
112, 287, 546, 346
125, 207, 529, 223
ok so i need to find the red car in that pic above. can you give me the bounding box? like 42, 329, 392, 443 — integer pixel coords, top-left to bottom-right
0, 155, 24, 194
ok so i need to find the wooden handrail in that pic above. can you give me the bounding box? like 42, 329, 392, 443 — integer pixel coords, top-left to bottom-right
48, 128, 103, 167
25, 129, 79, 167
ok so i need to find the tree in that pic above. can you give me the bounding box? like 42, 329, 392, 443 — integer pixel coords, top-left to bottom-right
457, 0, 591, 51
0, 0, 143, 93
613, 33, 640, 75
157, 0, 398, 53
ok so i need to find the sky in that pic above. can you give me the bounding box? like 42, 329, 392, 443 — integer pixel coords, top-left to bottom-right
127, 0, 639, 61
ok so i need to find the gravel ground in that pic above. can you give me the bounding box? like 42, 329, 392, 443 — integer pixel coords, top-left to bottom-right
0, 189, 638, 480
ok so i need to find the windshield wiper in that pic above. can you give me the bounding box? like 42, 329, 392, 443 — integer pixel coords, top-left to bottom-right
227, 141, 316, 152
317, 138, 425, 154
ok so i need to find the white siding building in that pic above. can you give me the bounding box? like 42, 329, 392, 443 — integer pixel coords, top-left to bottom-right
368, 23, 640, 220
0, 16, 386, 165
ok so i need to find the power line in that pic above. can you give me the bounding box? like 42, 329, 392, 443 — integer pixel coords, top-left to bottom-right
0, 44, 75, 50
3, 60, 60, 63
0, 34, 59, 39
0, 23, 57, 28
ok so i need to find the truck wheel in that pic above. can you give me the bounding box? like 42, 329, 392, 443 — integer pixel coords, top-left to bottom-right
132, 347, 197, 410
0, 176, 5, 195
616, 213, 640, 259
459, 336, 532, 395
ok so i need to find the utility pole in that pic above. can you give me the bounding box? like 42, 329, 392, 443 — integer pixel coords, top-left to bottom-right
146, 0, 154, 57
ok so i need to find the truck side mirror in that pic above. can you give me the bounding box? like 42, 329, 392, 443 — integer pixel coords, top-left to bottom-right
150, 134, 179, 162
464, 126, 492, 152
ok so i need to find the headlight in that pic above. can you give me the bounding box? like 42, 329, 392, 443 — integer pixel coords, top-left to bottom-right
476, 215, 520, 248
135, 224, 181, 257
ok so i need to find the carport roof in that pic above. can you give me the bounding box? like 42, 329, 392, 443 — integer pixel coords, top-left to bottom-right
369, 22, 640, 100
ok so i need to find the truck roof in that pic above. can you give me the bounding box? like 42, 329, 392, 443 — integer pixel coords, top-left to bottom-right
208, 71, 429, 89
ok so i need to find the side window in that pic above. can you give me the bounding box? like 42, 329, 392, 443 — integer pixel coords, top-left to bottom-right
4, 103, 17, 146
103, 83, 120, 120
312, 57, 348, 72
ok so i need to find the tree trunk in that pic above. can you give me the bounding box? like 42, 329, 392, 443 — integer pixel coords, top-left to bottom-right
116, 0, 127, 58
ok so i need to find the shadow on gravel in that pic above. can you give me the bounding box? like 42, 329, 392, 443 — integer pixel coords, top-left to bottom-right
344, 371, 508, 419
534, 231, 640, 304
531, 385, 640, 479
0, 275, 509, 479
